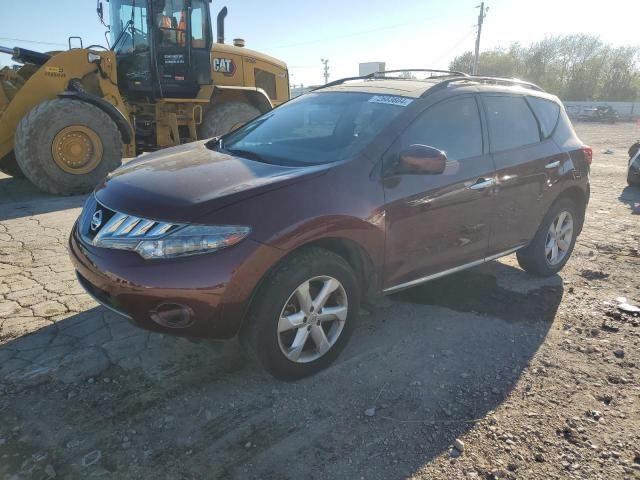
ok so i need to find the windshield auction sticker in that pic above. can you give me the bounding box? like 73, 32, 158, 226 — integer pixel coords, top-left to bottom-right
368, 95, 413, 107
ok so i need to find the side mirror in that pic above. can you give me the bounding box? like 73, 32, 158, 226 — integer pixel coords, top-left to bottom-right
396, 144, 447, 175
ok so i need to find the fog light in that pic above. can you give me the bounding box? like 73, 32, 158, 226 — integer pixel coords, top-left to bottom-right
150, 303, 194, 329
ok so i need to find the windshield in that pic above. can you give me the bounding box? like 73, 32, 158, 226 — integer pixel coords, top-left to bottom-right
110, 0, 150, 53
215, 92, 411, 166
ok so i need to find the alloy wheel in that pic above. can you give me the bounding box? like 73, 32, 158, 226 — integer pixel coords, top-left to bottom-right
545, 210, 574, 265
277, 276, 348, 363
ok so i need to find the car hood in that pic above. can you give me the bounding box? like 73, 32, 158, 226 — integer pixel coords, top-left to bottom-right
95, 141, 330, 223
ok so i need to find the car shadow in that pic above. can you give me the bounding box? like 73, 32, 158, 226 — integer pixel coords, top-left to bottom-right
0, 176, 87, 221
618, 185, 640, 215
0, 260, 561, 479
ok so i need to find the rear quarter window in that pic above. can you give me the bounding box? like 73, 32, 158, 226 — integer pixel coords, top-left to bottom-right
527, 97, 560, 138
483, 95, 541, 152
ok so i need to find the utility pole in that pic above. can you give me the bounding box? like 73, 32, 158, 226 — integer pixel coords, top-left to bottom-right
321, 58, 330, 84
473, 2, 488, 75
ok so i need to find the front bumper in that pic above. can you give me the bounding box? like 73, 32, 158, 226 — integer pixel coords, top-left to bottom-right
69, 224, 283, 338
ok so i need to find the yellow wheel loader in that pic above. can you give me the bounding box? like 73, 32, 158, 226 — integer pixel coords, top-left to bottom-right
0, 0, 289, 195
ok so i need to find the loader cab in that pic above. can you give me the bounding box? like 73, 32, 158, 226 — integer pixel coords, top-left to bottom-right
106, 0, 213, 99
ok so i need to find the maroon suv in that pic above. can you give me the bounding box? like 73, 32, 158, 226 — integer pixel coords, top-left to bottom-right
70, 71, 591, 379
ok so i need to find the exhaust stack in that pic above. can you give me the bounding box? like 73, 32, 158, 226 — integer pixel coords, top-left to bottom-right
217, 7, 228, 44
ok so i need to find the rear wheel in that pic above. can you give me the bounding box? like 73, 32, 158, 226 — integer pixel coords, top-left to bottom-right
0, 152, 24, 178
517, 198, 579, 277
198, 102, 261, 139
243, 248, 360, 380
14, 99, 122, 195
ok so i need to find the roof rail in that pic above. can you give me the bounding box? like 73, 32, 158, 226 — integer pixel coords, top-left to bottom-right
312, 72, 544, 95
312, 68, 468, 91
372, 69, 469, 78
313, 75, 373, 90
424, 75, 545, 95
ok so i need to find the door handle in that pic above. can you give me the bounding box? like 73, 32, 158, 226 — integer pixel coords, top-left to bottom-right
545, 160, 561, 169
469, 177, 496, 190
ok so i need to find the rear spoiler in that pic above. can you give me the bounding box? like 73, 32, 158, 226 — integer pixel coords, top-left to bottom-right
0, 46, 51, 66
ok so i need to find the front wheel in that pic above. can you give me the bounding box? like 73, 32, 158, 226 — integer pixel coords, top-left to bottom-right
243, 248, 360, 380
14, 99, 122, 195
517, 198, 580, 277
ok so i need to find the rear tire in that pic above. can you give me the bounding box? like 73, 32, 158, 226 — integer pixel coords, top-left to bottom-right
517, 198, 580, 277
14, 99, 122, 195
198, 102, 261, 139
242, 248, 360, 381
0, 152, 24, 178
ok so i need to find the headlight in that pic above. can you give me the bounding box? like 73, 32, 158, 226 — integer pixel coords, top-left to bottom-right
87, 52, 102, 64
78, 198, 250, 259
135, 225, 250, 259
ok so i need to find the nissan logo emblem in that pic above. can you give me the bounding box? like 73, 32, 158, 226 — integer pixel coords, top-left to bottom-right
91, 210, 103, 231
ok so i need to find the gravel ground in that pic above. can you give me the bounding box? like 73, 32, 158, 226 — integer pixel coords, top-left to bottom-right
0, 122, 638, 479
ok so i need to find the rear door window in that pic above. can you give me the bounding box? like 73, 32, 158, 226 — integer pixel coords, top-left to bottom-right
527, 97, 560, 138
398, 96, 483, 161
483, 96, 541, 152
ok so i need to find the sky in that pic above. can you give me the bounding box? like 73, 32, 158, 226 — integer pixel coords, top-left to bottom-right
1, 0, 639, 86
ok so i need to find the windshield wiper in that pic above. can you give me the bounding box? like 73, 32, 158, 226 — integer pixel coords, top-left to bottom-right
226, 148, 266, 163
111, 19, 133, 51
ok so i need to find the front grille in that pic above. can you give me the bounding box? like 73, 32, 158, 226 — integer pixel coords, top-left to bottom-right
79, 195, 182, 248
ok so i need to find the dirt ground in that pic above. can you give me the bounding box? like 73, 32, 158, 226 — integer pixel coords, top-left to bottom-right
0, 122, 638, 480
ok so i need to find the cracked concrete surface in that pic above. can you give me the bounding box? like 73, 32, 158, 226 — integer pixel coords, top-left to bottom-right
0, 184, 224, 390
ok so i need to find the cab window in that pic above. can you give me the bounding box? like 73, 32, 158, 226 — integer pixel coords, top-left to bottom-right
157, 0, 187, 47
190, 0, 208, 48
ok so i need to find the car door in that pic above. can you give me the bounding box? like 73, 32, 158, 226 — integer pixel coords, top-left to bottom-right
480, 94, 564, 255
382, 95, 497, 292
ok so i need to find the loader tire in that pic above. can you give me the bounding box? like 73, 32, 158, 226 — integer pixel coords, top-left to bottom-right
198, 102, 261, 139
0, 152, 25, 178
15, 99, 122, 195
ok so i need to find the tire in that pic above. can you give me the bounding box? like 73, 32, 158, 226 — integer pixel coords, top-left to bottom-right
0, 151, 24, 178
242, 248, 360, 381
14, 99, 122, 195
198, 101, 261, 139
516, 198, 580, 277
628, 173, 640, 186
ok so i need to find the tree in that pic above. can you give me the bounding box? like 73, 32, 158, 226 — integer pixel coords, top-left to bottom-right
449, 35, 640, 101
398, 71, 417, 79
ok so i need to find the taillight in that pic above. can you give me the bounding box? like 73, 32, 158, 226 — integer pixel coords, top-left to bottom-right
581, 146, 593, 165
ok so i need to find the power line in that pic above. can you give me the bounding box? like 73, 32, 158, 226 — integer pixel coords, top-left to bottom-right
430, 28, 477, 65
262, 7, 472, 51
0, 37, 67, 47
